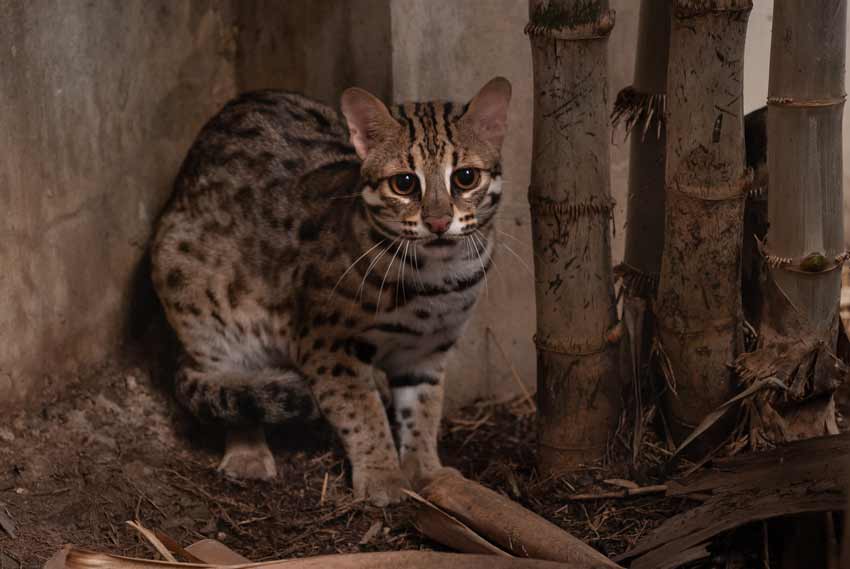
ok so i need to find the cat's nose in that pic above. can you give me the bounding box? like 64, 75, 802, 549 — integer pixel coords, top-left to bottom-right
424, 216, 452, 235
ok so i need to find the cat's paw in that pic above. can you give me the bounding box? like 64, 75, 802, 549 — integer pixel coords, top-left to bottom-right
217, 446, 277, 480
352, 465, 410, 507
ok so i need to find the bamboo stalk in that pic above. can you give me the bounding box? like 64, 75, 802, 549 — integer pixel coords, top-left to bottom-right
618, 0, 669, 296
655, 0, 752, 451
767, 0, 846, 341
757, 6, 846, 565
734, 0, 847, 448
526, 0, 622, 473
613, 0, 671, 462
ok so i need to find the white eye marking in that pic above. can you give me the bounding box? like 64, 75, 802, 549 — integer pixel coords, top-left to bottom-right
416, 169, 426, 198
444, 164, 453, 196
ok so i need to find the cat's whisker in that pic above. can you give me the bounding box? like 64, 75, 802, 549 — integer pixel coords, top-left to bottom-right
495, 228, 531, 249
497, 241, 534, 276
477, 230, 508, 288
463, 232, 473, 262
356, 238, 397, 305
395, 240, 409, 307
472, 228, 490, 248
403, 241, 412, 301
412, 243, 425, 291
330, 239, 387, 298
376, 240, 404, 314
402, 241, 411, 299
469, 233, 490, 298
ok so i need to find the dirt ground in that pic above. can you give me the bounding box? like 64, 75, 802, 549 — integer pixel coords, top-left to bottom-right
0, 360, 704, 568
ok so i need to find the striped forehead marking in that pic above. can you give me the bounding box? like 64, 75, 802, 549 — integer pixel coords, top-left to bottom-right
395, 101, 464, 170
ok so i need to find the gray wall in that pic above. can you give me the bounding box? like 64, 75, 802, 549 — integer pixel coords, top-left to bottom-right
236, 0, 392, 103
0, 1, 239, 406
0, 0, 393, 410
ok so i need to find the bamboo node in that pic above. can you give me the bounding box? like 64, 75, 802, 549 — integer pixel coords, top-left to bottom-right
747, 183, 767, 201
534, 333, 608, 357
767, 95, 846, 108
527, 194, 614, 221
611, 86, 666, 140
614, 263, 660, 298
757, 238, 850, 274
524, 9, 615, 41
670, 168, 753, 202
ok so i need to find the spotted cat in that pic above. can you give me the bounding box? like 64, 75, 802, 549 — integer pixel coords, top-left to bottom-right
151, 78, 511, 506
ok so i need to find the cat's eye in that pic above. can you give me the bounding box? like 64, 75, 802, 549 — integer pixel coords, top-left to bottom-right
390, 173, 419, 195
451, 168, 480, 191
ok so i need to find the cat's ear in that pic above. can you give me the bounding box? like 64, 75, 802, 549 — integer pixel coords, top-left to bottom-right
462, 77, 512, 148
340, 88, 398, 160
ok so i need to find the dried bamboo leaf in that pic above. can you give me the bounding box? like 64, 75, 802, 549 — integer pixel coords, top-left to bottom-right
126, 521, 177, 562
0, 502, 16, 538
405, 489, 509, 557
154, 533, 205, 564
674, 377, 787, 456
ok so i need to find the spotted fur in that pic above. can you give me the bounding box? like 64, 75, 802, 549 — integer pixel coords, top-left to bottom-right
152, 79, 511, 506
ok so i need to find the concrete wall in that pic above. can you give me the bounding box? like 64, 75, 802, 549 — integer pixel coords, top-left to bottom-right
0, 1, 239, 407
236, 0, 392, 104
0, 0, 397, 412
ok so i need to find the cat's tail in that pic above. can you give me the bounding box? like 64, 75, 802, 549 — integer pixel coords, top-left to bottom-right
175, 361, 320, 424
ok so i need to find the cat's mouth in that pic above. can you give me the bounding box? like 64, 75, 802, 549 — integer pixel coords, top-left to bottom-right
423, 237, 458, 247
411, 230, 478, 247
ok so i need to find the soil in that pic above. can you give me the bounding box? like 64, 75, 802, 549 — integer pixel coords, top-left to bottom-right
0, 362, 693, 568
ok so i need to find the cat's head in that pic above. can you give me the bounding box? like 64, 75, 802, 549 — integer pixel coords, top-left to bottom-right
341, 77, 511, 242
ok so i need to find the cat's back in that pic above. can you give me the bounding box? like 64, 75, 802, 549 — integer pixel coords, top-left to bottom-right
151, 90, 358, 344
172, 90, 354, 199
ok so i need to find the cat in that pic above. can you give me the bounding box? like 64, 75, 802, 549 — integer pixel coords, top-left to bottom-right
151, 77, 511, 506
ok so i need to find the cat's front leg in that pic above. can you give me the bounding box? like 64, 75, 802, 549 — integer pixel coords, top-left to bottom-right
301, 348, 409, 506
388, 355, 451, 488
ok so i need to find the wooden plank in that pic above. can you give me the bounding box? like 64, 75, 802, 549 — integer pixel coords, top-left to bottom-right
621, 481, 844, 567
619, 434, 850, 568
667, 432, 850, 496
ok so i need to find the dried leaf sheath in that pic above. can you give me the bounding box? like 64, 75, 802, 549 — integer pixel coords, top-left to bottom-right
527, 0, 621, 472
655, 0, 752, 449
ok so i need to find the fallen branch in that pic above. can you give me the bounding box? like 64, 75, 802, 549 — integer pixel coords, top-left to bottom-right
414, 470, 622, 568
